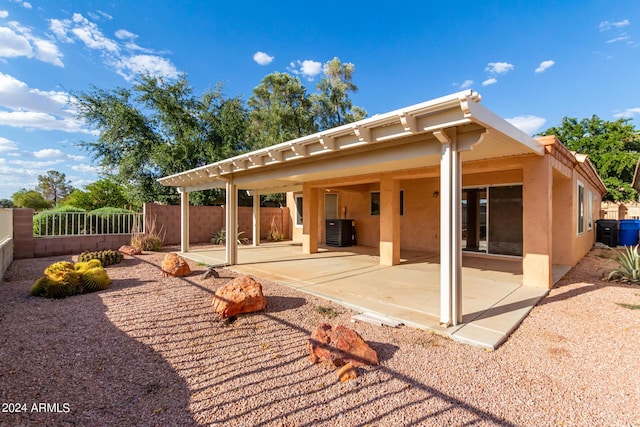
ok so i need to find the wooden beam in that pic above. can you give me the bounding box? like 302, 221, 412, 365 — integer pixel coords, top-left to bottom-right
268, 150, 283, 162
290, 143, 308, 157
319, 136, 336, 150
399, 113, 418, 133
353, 125, 372, 143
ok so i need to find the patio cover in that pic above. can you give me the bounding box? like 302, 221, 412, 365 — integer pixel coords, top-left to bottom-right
158, 90, 545, 326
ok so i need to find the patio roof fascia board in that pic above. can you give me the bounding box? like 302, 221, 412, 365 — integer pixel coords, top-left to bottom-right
156, 90, 493, 189
460, 97, 545, 156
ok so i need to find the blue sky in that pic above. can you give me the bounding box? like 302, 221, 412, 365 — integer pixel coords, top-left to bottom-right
1, 0, 639, 200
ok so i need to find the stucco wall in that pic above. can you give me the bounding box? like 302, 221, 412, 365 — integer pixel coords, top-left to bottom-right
145, 203, 290, 245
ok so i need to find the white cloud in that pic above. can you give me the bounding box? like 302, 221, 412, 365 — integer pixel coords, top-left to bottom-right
505, 115, 547, 135
0, 111, 93, 133
115, 29, 136, 39
0, 136, 18, 152
97, 11, 113, 20
288, 59, 323, 81
459, 79, 473, 89
485, 62, 514, 75
67, 154, 85, 161
613, 107, 640, 119
33, 148, 65, 159
0, 72, 75, 118
0, 10, 8, 19
606, 33, 630, 43
114, 54, 179, 81
535, 60, 555, 73
50, 13, 179, 80
9, 158, 64, 169
482, 78, 497, 86
599, 19, 630, 31
0, 26, 32, 57
21, 2, 32, 9
71, 163, 98, 173
0, 22, 64, 66
253, 51, 274, 65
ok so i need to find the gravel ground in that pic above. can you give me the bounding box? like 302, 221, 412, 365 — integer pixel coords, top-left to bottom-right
0, 247, 639, 426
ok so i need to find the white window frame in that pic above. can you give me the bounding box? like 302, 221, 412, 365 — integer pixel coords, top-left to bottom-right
587, 190, 593, 231
295, 194, 303, 227
577, 181, 585, 235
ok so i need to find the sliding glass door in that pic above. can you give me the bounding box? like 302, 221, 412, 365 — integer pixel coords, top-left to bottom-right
462, 185, 522, 256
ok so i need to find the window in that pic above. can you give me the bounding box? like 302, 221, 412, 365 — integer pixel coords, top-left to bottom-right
370, 192, 380, 216
587, 190, 593, 231
577, 182, 585, 235
370, 190, 404, 216
295, 195, 303, 226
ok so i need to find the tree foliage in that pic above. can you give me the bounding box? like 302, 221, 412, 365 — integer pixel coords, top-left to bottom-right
63, 177, 130, 210
74, 58, 366, 206
74, 74, 249, 205
0, 199, 13, 208
311, 57, 367, 130
12, 189, 51, 210
247, 72, 315, 149
36, 170, 73, 206
538, 115, 640, 201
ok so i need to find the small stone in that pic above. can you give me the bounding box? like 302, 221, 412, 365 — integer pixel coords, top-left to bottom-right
212, 276, 267, 318
161, 253, 192, 277
337, 363, 357, 382
119, 245, 142, 256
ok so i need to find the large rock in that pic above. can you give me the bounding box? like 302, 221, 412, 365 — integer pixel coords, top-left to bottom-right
212, 275, 267, 318
119, 245, 142, 256
308, 324, 379, 368
161, 253, 192, 277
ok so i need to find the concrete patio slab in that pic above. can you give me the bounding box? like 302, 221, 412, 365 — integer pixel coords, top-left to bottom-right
180, 242, 553, 349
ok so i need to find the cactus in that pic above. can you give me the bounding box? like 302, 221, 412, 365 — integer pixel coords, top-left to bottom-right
31, 259, 112, 298
78, 250, 123, 267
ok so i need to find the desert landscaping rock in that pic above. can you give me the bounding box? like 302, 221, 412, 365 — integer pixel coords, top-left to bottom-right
160, 252, 191, 277
119, 245, 142, 256
211, 275, 267, 317
309, 323, 379, 367
0, 247, 638, 426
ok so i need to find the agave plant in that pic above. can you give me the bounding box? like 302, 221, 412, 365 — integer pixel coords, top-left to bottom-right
608, 245, 640, 284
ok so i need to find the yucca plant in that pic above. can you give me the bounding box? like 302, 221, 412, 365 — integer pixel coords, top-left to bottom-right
608, 245, 640, 284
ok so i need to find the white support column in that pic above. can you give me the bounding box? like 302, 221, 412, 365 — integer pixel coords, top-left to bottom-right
180, 188, 189, 253
437, 128, 462, 327
225, 177, 238, 265
253, 192, 260, 246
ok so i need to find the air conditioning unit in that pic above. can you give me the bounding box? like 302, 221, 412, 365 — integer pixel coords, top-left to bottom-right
326, 219, 355, 247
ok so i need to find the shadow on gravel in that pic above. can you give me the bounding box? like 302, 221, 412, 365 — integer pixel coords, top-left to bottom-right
0, 258, 199, 426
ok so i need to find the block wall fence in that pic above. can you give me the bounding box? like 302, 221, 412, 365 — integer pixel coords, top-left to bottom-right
144, 203, 291, 245
10, 205, 291, 260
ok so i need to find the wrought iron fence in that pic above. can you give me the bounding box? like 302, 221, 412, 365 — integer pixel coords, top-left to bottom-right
33, 211, 144, 237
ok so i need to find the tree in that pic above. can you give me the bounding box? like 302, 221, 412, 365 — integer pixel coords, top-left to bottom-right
12, 189, 51, 210
0, 199, 14, 208
538, 115, 640, 201
247, 72, 316, 149
63, 177, 130, 210
311, 57, 367, 130
36, 170, 73, 206
74, 74, 249, 205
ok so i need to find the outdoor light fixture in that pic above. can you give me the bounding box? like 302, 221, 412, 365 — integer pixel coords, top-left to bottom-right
433, 191, 439, 198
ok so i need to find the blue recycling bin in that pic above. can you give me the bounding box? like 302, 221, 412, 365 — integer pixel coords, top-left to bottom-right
618, 219, 640, 246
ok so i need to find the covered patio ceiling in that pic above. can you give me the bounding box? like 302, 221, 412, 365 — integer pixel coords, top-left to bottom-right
158, 90, 545, 194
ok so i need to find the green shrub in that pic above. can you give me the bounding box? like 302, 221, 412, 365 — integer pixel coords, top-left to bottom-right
87, 207, 136, 234
210, 228, 248, 245
33, 206, 86, 236
130, 217, 164, 251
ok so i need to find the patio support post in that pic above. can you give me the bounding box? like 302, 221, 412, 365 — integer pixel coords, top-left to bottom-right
380, 174, 401, 266
179, 188, 189, 253
522, 157, 553, 288
253, 192, 260, 246
302, 184, 319, 254
225, 177, 238, 265
437, 128, 462, 327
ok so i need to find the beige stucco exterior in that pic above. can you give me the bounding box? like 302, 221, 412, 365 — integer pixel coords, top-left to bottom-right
287, 135, 605, 289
